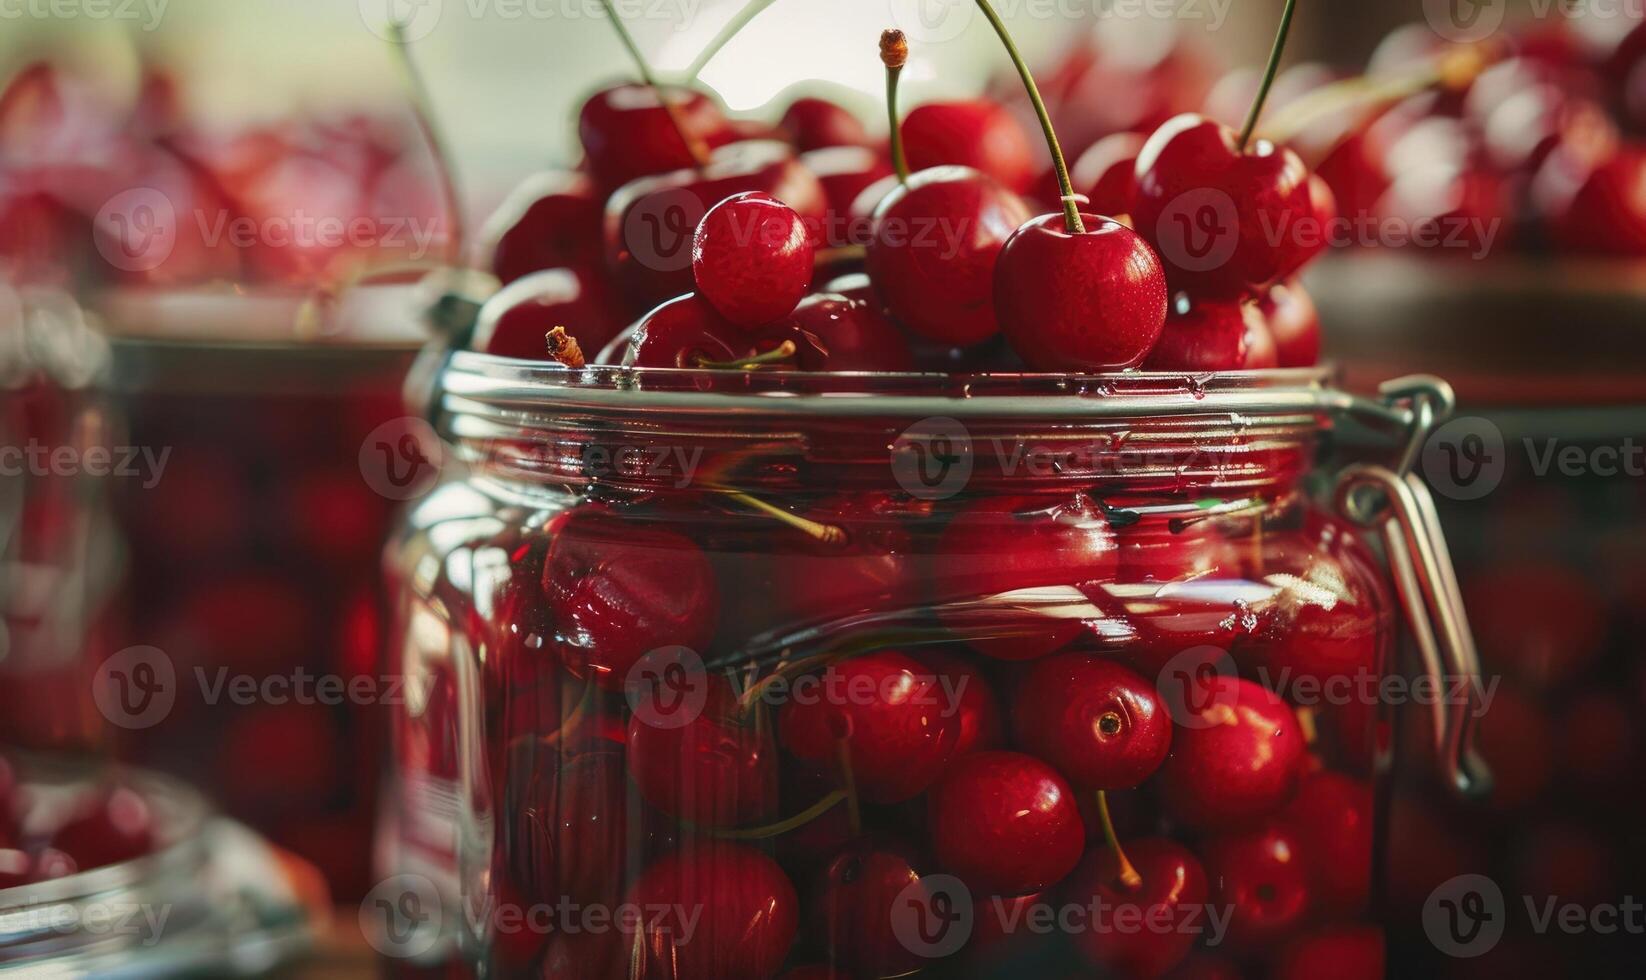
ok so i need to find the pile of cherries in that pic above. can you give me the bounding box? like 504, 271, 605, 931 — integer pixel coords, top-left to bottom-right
0, 754, 158, 890
474, 8, 1331, 375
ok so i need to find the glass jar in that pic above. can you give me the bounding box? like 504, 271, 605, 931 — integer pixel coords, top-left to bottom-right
375, 358, 1484, 978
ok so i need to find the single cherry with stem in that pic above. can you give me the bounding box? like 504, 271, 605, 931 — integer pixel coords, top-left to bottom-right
692, 191, 814, 328
1064, 817, 1210, 979
978, 0, 1168, 371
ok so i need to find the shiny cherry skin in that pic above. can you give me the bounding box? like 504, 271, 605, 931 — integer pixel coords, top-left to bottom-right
865, 166, 1032, 346
810, 840, 929, 977
1064, 837, 1209, 978
800, 146, 894, 247
780, 97, 870, 151
1547, 146, 1646, 254
787, 277, 916, 371
542, 505, 718, 690
1271, 924, 1385, 980
578, 83, 731, 188
605, 141, 827, 308
1132, 114, 1314, 296
1200, 820, 1314, 952
928, 751, 1085, 896
48, 785, 155, 870
1257, 279, 1320, 368
902, 99, 1037, 194
929, 493, 1120, 662
484, 170, 603, 284
625, 294, 825, 370
1157, 676, 1305, 829
995, 212, 1168, 371
1143, 293, 1278, 372
1071, 132, 1145, 216
910, 647, 1004, 758
777, 651, 962, 804
1012, 654, 1171, 790
510, 747, 629, 909
1281, 770, 1372, 913
692, 191, 814, 328
471, 266, 628, 360
625, 843, 799, 980
762, 490, 922, 627
627, 680, 777, 827
1117, 518, 1243, 586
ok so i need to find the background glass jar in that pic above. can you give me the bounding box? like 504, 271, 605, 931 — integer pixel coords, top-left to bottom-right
376, 360, 1478, 979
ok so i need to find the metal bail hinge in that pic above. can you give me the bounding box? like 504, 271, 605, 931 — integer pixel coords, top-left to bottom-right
1334, 378, 1492, 801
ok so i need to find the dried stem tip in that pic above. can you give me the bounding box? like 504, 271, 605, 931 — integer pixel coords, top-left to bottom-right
546, 326, 586, 368
880, 30, 908, 70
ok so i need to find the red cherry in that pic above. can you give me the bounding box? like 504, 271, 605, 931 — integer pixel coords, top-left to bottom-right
625, 843, 799, 980
759, 490, 921, 628
625, 293, 824, 370
799, 146, 894, 244
810, 841, 929, 977
1271, 924, 1384, 980
909, 648, 1004, 758
1546, 145, 1646, 254
787, 278, 915, 371
902, 100, 1037, 194
1280, 771, 1371, 913
484, 171, 603, 284
578, 83, 730, 188
1064, 837, 1209, 978
995, 212, 1168, 371
1200, 819, 1313, 951
865, 166, 1032, 346
1257, 280, 1320, 368
780, 97, 871, 151
627, 680, 777, 827
48, 785, 156, 870
928, 751, 1084, 896
777, 651, 962, 804
1132, 114, 1315, 296
510, 747, 629, 909
1117, 518, 1242, 586
1606, 20, 1646, 130
605, 141, 827, 308
1070, 132, 1145, 217
472, 266, 628, 360
692, 191, 814, 328
929, 494, 1120, 662
543, 505, 718, 690
1011, 654, 1171, 790
1143, 293, 1278, 372
1158, 676, 1305, 829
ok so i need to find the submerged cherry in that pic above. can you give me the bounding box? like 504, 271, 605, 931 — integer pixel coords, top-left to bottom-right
1011, 653, 1172, 790
510, 747, 629, 909
1272, 925, 1386, 980
627, 679, 777, 827
810, 840, 929, 978
1157, 676, 1305, 829
692, 191, 814, 328
1281, 770, 1372, 913
928, 751, 1084, 896
625, 843, 799, 980
1064, 837, 1209, 978
1200, 819, 1314, 951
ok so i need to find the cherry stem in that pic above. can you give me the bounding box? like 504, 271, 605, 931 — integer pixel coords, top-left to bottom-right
711, 790, 847, 840
881, 29, 911, 185
1096, 790, 1143, 892
1259, 44, 1486, 147
386, 20, 465, 266
1238, 0, 1298, 152
972, 0, 1082, 233
599, 0, 712, 168
693, 339, 800, 370
815, 244, 867, 268
539, 677, 596, 747
717, 487, 848, 547
684, 0, 780, 81
836, 736, 863, 836
546, 326, 586, 368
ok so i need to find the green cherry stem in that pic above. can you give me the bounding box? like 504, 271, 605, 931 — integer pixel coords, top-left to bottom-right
973, 0, 1082, 233
711, 790, 848, 840
684, 0, 781, 81
385, 20, 464, 265
836, 736, 863, 836
599, 0, 712, 167
1237, 0, 1299, 152
881, 29, 911, 185
1096, 790, 1143, 892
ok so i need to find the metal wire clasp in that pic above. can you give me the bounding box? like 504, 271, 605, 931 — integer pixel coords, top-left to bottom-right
1334, 376, 1492, 800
